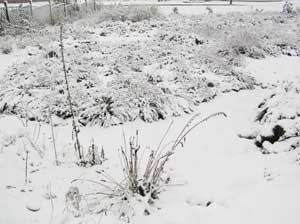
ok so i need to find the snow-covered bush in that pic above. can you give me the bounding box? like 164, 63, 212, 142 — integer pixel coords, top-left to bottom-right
282, 1, 294, 14
1, 45, 12, 54
173, 7, 179, 14
239, 82, 300, 156
97, 5, 161, 23
1, 12, 299, 127
224, 28, 265, 59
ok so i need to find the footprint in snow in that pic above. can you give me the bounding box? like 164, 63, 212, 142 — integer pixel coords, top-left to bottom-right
185, 195, 212, 207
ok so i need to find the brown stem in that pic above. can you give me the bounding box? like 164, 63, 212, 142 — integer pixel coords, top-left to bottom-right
59, 24, 82, 160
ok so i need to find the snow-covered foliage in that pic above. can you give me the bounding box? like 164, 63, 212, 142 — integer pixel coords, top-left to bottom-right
97, 5, 161, 23
1, 3, 300, 224
239, 82, 300, 158
282, 0, 295, 14
2, 12, 299, 126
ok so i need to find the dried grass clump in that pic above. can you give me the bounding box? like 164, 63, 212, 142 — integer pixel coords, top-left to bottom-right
79, 112, 226, 219
119, 112, 226, 197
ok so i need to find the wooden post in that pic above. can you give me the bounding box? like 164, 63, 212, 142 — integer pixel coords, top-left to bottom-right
63, 0, 67, 17
29, 0, 33, 17
48, 0, 53, 24
229, 0, 233, 5
93, 0, 96, 11
85, 0, 88, 14
3, 1, 10, 23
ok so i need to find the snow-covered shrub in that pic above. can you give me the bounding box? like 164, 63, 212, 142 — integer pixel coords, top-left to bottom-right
82, 73, 172, 126
98, 5, 161, 23
206, 6, 213, 14
217, 24, 267, 62
239, 83, 300, 155
282, 1, 294, 14
173, 7, 178, 14
1, 12, 299, 127
1, 45, 12, 54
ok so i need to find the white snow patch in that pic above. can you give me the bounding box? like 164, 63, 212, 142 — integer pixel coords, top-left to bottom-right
245, 55, 300, 85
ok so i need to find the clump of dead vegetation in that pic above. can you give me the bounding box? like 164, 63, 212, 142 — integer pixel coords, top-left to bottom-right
70, 112, 226, 220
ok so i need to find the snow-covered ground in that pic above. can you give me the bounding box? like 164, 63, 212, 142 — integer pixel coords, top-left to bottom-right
102, 0, 300, 15
1, 3, 300, 224
246, 55, 300, 85
0, 63, 300, 224
0, 48, 31, 75
0, 52, 300, 223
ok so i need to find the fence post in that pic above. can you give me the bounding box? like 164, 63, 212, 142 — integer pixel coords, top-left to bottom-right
85, 0, 88, 14
48, 0, 53, 24
93, 0, 96, 11
3, 1, 10, 23
29, 0, 33, 17
63, 0, 67, 16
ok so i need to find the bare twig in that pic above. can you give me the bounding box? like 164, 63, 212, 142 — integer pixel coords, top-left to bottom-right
59, 24, 82, 160
48, 107, 58, 165
47, 183, 54, 224
25, 150, 29, 185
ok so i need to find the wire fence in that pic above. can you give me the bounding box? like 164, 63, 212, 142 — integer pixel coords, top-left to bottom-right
0, 0, 102, 26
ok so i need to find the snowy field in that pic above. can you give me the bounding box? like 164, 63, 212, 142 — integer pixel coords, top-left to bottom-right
102, 0, 300, 15
0, 2, 300, 224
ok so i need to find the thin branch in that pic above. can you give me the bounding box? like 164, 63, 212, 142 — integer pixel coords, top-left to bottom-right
60, 24, 82, 160
48, 107, 59, 165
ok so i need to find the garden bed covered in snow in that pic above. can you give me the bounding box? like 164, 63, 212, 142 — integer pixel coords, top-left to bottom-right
1, 10, 299, 126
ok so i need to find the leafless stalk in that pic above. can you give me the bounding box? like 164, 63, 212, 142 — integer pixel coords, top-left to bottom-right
118, 112, 227, 197
24, 135, 44, 158
48, 107, 59, 165
101, 146, 105, 160
25, 150, 29, 185
47, 183, 54, 224
59, 24, 82, 160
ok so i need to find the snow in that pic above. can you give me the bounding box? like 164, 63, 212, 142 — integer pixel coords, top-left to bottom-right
102, 0, 300, 15
0, 49, 29, 76
1, 84, 300, 223
1, 3, 300, 224
245, 55, 300, 85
